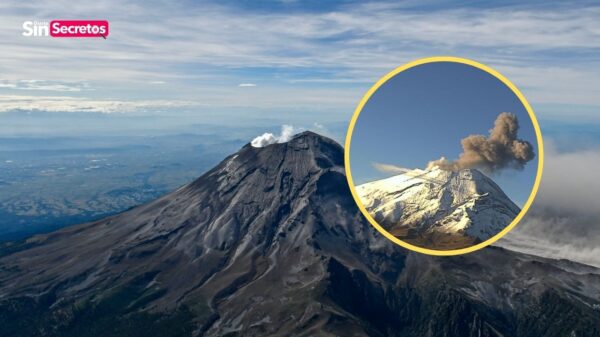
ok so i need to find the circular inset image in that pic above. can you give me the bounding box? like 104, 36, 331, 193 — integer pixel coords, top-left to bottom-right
345, 57, 543, 256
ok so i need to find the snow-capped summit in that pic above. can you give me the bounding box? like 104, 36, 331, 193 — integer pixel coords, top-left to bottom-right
356, 167, 520, 249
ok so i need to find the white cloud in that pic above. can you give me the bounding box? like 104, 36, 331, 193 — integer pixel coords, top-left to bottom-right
0, 94, 198, 113
0, 1, 599, 112
0, 79, 87, 92
238, 83, 257, 87
498, 141, 600, 267
312, 122, 330, 135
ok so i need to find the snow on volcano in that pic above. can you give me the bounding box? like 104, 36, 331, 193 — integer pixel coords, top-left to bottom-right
356, 167, 520, 248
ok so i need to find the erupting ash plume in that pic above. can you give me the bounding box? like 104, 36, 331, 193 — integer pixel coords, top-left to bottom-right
427, 112, 535, 173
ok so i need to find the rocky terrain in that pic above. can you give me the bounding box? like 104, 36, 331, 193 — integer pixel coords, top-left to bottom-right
0, 132, 598, 336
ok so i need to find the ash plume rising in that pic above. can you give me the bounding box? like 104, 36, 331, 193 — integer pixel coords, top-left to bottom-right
427, 112, 535, 173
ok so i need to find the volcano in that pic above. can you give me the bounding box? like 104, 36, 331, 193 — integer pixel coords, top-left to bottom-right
0, 132, 599, 337
357, 168, 520, 249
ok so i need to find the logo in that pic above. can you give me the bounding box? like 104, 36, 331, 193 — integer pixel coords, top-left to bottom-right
22, 20, 109, 39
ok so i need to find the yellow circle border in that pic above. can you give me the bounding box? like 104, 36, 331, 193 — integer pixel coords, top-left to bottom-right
344, 56, 544, 256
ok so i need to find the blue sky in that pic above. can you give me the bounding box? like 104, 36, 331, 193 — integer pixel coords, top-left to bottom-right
0, 0, 599, 130
349, 61, 538, 205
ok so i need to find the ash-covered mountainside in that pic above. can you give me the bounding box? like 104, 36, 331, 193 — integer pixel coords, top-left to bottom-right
0, 132, 599, 337
357, 168, 520, 249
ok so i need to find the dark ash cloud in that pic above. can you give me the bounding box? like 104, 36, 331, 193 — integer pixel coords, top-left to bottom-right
428, 112, 535, 173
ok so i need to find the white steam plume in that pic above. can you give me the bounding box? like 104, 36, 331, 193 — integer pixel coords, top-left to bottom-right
372, 162, 413, 174
251, 125, 296, 148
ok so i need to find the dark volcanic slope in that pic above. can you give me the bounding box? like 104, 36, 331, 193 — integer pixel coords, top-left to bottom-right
0, 132, 599, 337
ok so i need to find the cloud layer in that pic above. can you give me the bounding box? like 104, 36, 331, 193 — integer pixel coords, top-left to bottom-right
1, 2, 600, 114
0, 95, 196, 113
498, 142, 600, 267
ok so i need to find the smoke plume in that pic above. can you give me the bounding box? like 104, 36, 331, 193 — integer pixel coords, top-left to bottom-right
372, 162, 411, 174
251, 125, 296, 148
427, 112, 535, 173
